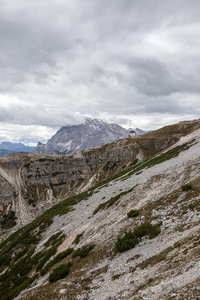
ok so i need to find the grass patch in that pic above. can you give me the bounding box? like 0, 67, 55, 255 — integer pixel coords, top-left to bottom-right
121, 142, 194, 181
93, 187, 135, 215
89, 141, 193, 190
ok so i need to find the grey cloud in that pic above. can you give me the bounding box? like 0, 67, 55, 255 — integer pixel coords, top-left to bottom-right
0, 105, 84, 127
0, 0, 200, 142
125, 58, 179, 96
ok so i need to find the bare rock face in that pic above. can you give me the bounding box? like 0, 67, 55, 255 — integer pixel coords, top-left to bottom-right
33, 118, 144, 155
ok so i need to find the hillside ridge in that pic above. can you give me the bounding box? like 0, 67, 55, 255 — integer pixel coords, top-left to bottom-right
0, 120, 200, 299
0, 119, 200, 240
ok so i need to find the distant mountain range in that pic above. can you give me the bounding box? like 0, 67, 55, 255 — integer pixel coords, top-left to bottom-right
0, 142, 35, 157
0, 149, 13, 157
34, 117, 146, 155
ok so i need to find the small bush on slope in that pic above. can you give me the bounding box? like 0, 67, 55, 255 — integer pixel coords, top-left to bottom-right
181, 184, 192, 191
93, 187, 135, 214
49, 262, 72, 282
134, 222, 160, 239
73, 233, 83, 244
115, 223, 160, 252
40, 248, 73, 276
72, 244, 95, 258
115, 232, 138, 252
127, 210, 139, 218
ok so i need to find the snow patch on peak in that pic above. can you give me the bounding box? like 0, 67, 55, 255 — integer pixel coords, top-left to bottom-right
83, 117, 107, 131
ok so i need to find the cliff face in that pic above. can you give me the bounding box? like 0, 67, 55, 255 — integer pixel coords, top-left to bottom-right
0, 140, 141, 233
0, 119, 200, 237
1, 120, 200, 300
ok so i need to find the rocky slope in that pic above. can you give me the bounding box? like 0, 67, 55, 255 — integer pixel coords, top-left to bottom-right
0, 119, 200, 238
0, 119, 200, 299
33, 117, 145, 155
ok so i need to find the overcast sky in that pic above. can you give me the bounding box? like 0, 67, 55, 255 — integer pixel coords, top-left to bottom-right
0, 0, 200, 145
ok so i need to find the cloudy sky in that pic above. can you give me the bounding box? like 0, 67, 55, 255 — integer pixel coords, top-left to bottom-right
0, 0, 200, 145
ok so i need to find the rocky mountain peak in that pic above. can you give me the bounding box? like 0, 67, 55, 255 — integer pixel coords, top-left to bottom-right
34, 118, 144, 155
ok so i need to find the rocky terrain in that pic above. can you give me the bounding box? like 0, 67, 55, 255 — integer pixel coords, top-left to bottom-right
34, 117, 146, 155
0, 119, 200, 299
1, 119, 197, 238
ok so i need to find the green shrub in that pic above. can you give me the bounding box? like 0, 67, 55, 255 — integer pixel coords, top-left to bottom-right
0, 254, 11, 267
44, 231, 62, 247
127, 210, 139, 218
38, 158, 46, 162
0, 211, 17, 229
36, 246, 57, 271
115, 232, 138, 252
134, 222, 160, 239
24, 162, 30, 168
72, 244, 95, 259
12, 275, 29, 288
115, 223, 161, 253
49, 262, 72, 282
93, 187, 134, 215
73, 233, 83, 244
55, 248, 73, 261
188, 203, 195, 211
31, 250, 45, 266
28, 198, 35, 206
14, 248, 29, 261
40, 248, 73, 276
103, 161, 111, 171
181, 184, 192, 191
19, 264, 32, 276
146, 224, 161, 239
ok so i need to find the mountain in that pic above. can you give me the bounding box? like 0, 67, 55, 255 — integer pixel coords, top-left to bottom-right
0, 119, 200, 299
34, 117, 146, 155
0, 148, 12, 157
0, 142, 35, 154
0, 119, 187, 233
